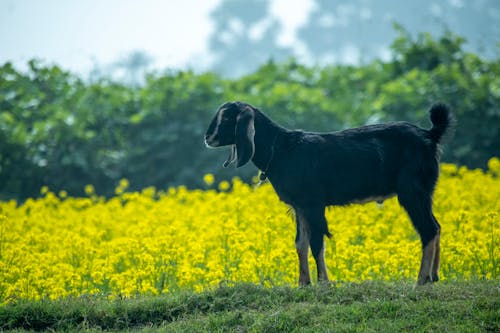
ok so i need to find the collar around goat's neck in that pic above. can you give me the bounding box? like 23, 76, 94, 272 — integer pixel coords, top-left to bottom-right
257, 130, 280, 182
251, 109, 285, 179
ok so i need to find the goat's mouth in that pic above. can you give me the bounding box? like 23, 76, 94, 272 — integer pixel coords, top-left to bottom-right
204, 137, 219, 148
205, 136, 233, 149
205, 142, 216, 149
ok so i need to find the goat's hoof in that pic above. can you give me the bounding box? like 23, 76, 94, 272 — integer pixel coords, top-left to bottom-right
298, 280, 311, 287
416, 275, 437, 286
317, 279, 333, 287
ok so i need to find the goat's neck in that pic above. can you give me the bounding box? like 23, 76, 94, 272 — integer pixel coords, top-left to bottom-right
251, 110, 286, 172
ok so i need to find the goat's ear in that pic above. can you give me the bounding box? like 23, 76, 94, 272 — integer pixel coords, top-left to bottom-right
235, 107, 255, 168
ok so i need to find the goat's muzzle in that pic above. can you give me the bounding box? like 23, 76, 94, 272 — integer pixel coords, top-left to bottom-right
204, 136, 219, 148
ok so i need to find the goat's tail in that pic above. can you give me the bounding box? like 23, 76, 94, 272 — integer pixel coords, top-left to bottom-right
428, 102, 454, 144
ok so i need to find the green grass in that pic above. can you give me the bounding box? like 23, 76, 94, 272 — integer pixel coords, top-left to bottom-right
1, 280, 498, 332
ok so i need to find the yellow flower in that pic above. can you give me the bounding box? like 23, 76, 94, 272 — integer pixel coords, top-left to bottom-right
119, 178, 130, 189
0, 160, 498, 301
84, 184, 95, 196
218, 180, 230, 191
40, 186, 49, 195
203, 173, 215, 186
487, 157, 500, 175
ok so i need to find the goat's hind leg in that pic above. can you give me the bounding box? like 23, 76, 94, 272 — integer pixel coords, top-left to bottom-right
419, 232, 439, 285
431, 213, 441, 282
295, 210, 311, 286
398, 189, 440, 285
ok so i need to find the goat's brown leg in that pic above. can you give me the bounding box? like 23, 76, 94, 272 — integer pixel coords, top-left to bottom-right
416, 215, 441, 285
300, 207, 330, 284
312, 235, 329, 283
430, 214, 441, 282
295, 212, 311, 285
397, 182, 440, 286
417, 234, 439, 285
431, 233, 440, 282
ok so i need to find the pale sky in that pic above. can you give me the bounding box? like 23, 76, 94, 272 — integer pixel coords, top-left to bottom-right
0, 0, 314, 75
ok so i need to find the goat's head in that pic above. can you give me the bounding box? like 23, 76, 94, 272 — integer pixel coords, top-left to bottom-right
205, 101, 255, 168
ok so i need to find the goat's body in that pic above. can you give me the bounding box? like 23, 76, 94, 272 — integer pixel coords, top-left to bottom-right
267, 122, 438, 208
205, 101, 453, 286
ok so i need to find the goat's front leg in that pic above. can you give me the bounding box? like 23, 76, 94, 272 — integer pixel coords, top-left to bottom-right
310, 228, 329, 283
299, 206, 330, 283
296, 207, 330, 284
295, 212, 311, 286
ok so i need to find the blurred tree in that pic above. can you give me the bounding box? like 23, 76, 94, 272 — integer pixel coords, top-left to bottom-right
298, 0, 500, 64
299, 0, 397, 62
208, 0, 500, 74
209, 0, 292, 77
0, 30, 498, 200
111, 50, 153, 86
121, 70, 227, 192
374, 27, 500, 167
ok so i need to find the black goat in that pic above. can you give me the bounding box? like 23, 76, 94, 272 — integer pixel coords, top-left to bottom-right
205, 101, 453, 285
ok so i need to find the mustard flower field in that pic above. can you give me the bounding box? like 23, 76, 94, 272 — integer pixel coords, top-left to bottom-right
0, 160, 498, 303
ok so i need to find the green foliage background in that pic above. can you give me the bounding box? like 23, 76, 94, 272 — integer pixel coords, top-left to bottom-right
1, 30, 499, 200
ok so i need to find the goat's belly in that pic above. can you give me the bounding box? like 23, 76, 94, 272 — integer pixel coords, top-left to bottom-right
326, 193, 396, 206
349, 193, 396, 204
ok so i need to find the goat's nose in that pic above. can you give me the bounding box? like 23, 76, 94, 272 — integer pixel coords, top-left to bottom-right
204, 136, 213, 147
